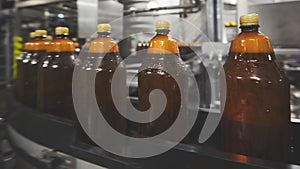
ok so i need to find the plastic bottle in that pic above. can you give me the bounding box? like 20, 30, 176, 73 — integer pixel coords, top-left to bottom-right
221, 14, 290, 162
37, 27, 76, 119
16, 32, 36, 102
138, 20, 187, 137
23, 30, 49, 108
89, 24, 127, 134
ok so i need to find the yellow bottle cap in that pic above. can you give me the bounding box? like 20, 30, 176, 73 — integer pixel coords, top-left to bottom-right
97, 24, 111, 33
156, 20, 170, 30
55, 27, 69, 35
29, 32, 36, 38
46, 35, 53, 41
230, 21, 237, 27
240, 13, 259, 26
35, 30, 47, 37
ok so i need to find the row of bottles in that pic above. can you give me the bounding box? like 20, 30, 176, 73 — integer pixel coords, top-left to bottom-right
15, 14, 291, 163
16, 27, 78, 119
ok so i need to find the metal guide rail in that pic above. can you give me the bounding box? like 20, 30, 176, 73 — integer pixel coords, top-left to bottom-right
2, 88, 300, 169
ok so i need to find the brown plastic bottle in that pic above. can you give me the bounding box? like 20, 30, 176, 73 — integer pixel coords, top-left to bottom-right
72, 38, 81, 56
137, 20, 187, 138
16, 32, 36, 102
23, 30, 49, 108
37, 27, 76, 119
88, 24, 127, 134
221, 14, 290, 162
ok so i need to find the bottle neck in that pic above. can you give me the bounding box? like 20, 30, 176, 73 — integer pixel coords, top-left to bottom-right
56, 34, 69, 39
240, 25, 259, 32
156, 29, 170, 35
97, 32, 111, 37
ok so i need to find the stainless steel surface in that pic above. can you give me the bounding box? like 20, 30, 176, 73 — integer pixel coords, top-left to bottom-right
183, 1, 207, 42
77, 0, 123, 38
202, 42, 230, 58
121, 0, 185, 39
4, 21, 11, 86
206, 0, 224, 42
223, 0, 300, 5
122, 0, 158, 37
274, 48, 300, 56
248, 0, 300, 5
122, 0, 201, 15
77, 0, 98, 38
7, 125, 108, 169
249, 1, 300, 47
98, 0, 123, 39
216, 0, 225, 42
16, 0, 72, 8
206, 0, 215, 41
237, 0, 248, 28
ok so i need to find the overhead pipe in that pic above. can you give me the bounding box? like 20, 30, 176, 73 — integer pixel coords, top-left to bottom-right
122, 0, 202, 16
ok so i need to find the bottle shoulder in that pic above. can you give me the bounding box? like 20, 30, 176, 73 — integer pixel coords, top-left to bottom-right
32, 39, 50, 51
89, 37, 119, 53
48, 38, 76, 52
230, 31, 273, 53
148, 34, 179, 54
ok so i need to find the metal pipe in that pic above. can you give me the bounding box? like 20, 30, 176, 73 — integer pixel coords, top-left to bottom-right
206, 0, 215, 41
215, 0, 224, 42
4, 19, 11, 86
123, 0, 202, 15
16, 0, 72, 9
206, 0, 224, 42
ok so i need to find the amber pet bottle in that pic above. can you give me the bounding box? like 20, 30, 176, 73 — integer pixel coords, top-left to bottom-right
37, 27, 76, 119
23, 30, 49, 108
221, 14, 290, 162
138, 20, 187, 138
16, 31, 36, 102
88, 24, 127, 134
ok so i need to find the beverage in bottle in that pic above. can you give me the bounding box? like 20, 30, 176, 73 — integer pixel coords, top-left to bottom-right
88, 24, 127, 134
221, 14, 290, 162
72, 37, 81, 55
16, 31, 36, 102
23, 30, 49, 108
138, 20, 187, 138
37, 27, 76, 119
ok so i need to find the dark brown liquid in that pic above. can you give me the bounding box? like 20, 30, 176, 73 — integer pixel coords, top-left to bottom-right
23, 51, 46, 108
221, 52, 291, 162
16, 50, 31, 103
37, 52, 75, 119
92, 52, 127, 134
137, 53, 187, 138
